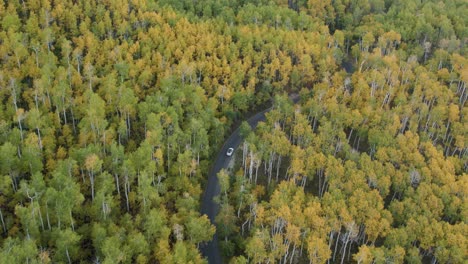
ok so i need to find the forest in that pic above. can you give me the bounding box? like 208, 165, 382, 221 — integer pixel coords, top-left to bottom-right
0, 0, 466, 263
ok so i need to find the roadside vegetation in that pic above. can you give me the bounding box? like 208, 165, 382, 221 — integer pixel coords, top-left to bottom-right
0, 0, 466, 263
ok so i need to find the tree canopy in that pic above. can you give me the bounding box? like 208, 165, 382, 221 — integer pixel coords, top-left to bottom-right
0, 0, 466, 263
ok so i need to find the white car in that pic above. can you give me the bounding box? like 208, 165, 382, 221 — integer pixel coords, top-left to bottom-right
226, 148, 234, 157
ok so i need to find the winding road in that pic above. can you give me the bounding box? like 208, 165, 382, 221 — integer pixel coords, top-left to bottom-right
200, 95, 299, 263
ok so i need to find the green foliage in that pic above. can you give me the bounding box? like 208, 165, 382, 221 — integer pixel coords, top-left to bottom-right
0, 0, 466, 263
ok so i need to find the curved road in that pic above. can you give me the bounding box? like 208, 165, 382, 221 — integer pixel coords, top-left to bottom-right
200, 95, 299, 263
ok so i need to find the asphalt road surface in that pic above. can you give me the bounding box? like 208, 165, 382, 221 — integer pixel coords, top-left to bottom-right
200, 95, 299, 263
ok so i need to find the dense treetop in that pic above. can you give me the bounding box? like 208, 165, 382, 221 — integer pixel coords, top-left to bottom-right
0, 0, 466, 263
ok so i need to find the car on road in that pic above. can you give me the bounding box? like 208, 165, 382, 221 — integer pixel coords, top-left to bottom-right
226, 148, 234, 157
